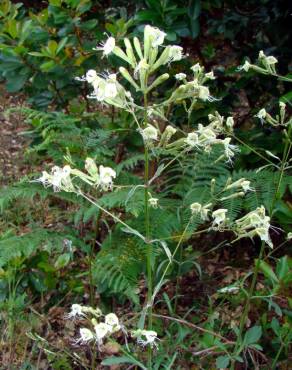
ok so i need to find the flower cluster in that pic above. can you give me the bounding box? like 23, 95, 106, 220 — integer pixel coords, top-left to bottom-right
76, 312, 122, 346
238, 50, 278, 76
255, 102, 290, 127
183, 118, 238, 162
66, 304, 158, 350
76, 70, 132, 109
224, 178, 253, 193
37, 158, 116, 193
234, 206, 273, 248
66, 304, 102, 319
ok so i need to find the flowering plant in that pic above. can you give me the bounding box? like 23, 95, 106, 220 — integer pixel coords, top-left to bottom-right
35, 25, 291, 369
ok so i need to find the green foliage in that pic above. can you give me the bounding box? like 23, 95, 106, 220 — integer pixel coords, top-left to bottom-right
0, 0, 103, 108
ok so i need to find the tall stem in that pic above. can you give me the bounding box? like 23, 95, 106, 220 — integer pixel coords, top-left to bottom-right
235, 242, 265, 349
143, 91, 153, 368
270, 125, 292, 214
231, 126, 291, 368
174, 239, 183, 311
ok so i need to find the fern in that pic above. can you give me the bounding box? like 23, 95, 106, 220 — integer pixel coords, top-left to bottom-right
0, 229, 66, 267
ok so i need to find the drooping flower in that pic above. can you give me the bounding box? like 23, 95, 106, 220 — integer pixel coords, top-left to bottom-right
190, 202, 211, 221
256, 108, 267, 120
132, 329, 158, 348
212, 209, 228, 230
94, 322, 111, 344
85, 157, 99, 178
66, 304, 85, 319
168, 46, 184, 62
149, 197, 159, 208
185, 132, 199, 148
175, 73, 187, 81
190, 202, 202, 215
191, 63, 203, 74
77, 328, 95, 344
226, 116, 234, 130
222, 137, 239, 163
37, 165, 74, 192
105, 313, 121, 333
94, 36, 116, 57
205, 71, 216, 80
238, 60, 251, 72
99, 165, 116, 191
141, 125, 159, 142
144, 25, 166, 47
234, 206, 273, 248
241, 180, 252, 192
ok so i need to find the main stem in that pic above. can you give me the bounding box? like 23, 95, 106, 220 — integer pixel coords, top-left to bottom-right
231, 241, 265, 369
231, 126, 291, 368
143, 92, 153, 368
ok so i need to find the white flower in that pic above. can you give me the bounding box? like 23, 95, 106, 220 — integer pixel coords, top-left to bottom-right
105, 313, 121, 333
266, 56, 278, 65
132, 329, 158, 348
226, 117, 234, 129
164, 125, 176, 136
168, 46, 184, 62
77, 328, 95, 344
104, 81, 118, 98
191, 63, 202, 74
212, 209, 228, 229
185, 132, 199, 148
38, 165, 74, 192
198, 86, 210, 101
144, 25, 166, 47
235, 206, 273, 248
241, 180, 252, 192
256, 227, 273, 249
66, 304, 85, 319
259, 50, 266, 59
190, 202, 211, 221
222, 137, 239, 162
205, 71, 215, 80
256, 108, 267, 120
197, 125, 217, 145
287, 232, 292, 240
99, 165, 116, 191
141, 125, 159, 142
94, 322, 111, 344
85, 69, 99, 84
238, 60, 250, 72
85, 157, 98, 178
190, 202, 202, 215
175, 73, 187, 81
94, 36, 115, 57
149, 197, 159, 208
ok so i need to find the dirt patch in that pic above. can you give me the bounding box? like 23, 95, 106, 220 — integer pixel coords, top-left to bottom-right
0, 84, 30, 185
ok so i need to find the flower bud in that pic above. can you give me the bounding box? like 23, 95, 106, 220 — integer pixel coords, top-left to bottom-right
119, 67, 139, 90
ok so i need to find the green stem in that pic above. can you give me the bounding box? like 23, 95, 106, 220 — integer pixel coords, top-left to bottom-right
152, 220, 191, 305
231, 133, 276, 168
231, 241, 266, 367
143, 91, 153, 369
174, 238, 183, 311
270, 124, 292, 214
